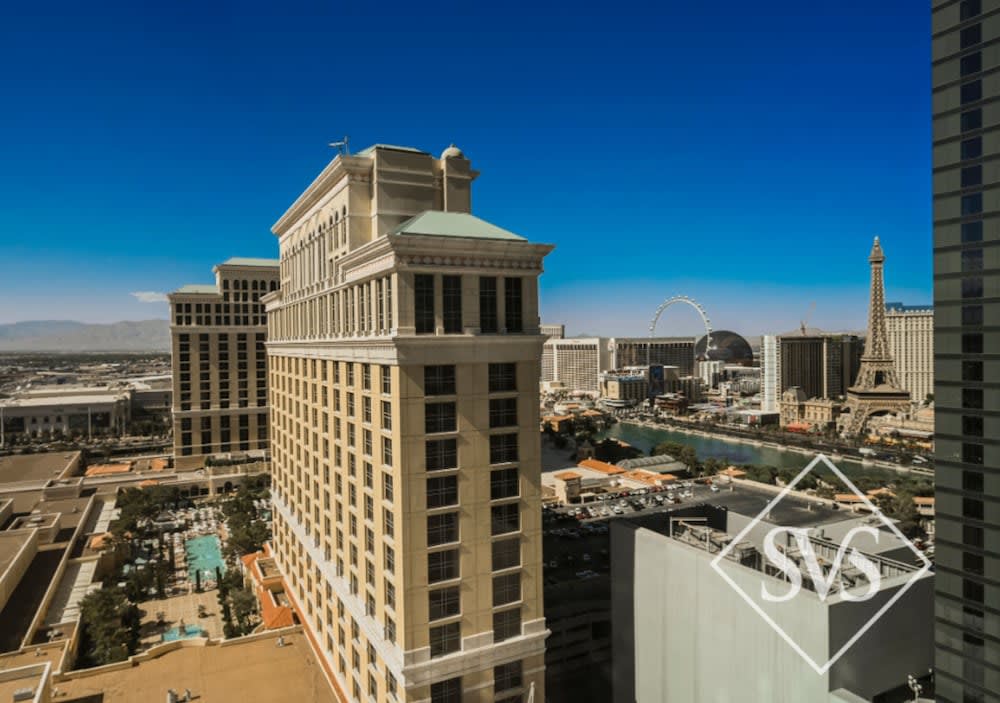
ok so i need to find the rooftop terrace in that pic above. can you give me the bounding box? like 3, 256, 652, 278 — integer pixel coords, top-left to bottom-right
0, 452, 81, 486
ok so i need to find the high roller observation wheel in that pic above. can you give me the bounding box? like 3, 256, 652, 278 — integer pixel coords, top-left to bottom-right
646, 295, 714, 369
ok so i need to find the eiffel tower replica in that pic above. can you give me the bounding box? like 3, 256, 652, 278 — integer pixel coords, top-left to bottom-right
841, 237, 911, 436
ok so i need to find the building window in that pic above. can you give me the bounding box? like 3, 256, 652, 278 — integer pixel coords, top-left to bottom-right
962, 277, 984, 299
961, 0, 982, 21
490, 469, 520, 500
964, 524, 984, 548
428, 549, 460, 583
428, 512, 459, 546
428, 586, 461, 621
962, 249, 984, 272
490, 433, 519, 464
961, 137, 982, 160
427, 476, 459, 509
962, 221, 983, 242
493, 572, 521, 606
964, 579, 985, 603
427, 439, 458, 471
415, 274, 435, 334
961, 193, 983, 216
963, 443, 984, 465
963, 388, 984, 410
489, 362, 517, 392
964, 498, 984, 520
429, 623, 461, 658
962, 165, 983, 188
494, 661, 523, 693
491, 503, 519, 536
489, 397, 518, 428
493, 608, 521, 642
492, 538, 520, 571
961, 24, 982, 49
963, 333, 984, 354
425, 365, 457, 396
961, 80, 982, 105
963, 416, 985, 437
963, 361, 984, 381
961, 53, 983, 77
426, 402, 457, 434
961, 108, 982, 132
962, 471, 984, 493
442, 275, 462, 334
480, 277, 498, 333
430, 677, 462, 703
382, 436, 393, 465
963, 304, 984, 326
381, 366, 392, 394
504, 277, 523, 333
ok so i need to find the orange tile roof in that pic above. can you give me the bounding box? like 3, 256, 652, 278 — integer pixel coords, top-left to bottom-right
554, 471, 581, 481
138, 479, 160, 488
866, 487, 896, 498
581, 409, 603, 417
834, 494, 865, 503
88, 532, 112, 550
544, 414, 574, 422
913, 496, 935, 506
150, 458, 168, 471
720, 467, 747, 477
578, 459, 625, 475
621, 470, 661, 486
84, 462, 132, 477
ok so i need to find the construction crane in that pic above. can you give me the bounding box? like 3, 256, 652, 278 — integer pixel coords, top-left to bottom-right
800, 301, 816, 336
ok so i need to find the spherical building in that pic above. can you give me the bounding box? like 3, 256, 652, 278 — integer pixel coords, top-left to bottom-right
695, 330, 754, 366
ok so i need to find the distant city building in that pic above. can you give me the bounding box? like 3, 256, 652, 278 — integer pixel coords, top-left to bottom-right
610, 337, 695, 377
777, 334, 862, 401
779, 386, 841, 430
0, 378, 171, 441
611, 507, 933, 703
542, 337, 611, 392
884, 302, 933, 405
599, 368, 649, 407
168, 258, 279, 469
696, 359, 725, 389
540, 323, 566, 339
694, 330, 754, 366
760, 335, 780, 413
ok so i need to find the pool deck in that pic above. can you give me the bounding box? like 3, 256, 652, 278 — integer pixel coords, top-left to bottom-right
138, 591, 223, 649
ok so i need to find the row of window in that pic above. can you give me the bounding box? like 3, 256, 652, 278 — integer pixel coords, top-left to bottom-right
414, 275, 524, 334
430, 660, 524, 703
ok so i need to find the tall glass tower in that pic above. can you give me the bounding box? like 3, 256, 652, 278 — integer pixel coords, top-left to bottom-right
932, 1, 999, 700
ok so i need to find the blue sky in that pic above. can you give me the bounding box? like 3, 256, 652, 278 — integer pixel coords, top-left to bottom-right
0, 1, 930, 337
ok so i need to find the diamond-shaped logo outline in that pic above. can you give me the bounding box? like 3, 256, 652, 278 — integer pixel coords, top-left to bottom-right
708, 454, 932, 675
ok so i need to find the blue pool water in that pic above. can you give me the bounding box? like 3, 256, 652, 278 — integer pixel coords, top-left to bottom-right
185, 535, 226, 583
162, 624, 204, 642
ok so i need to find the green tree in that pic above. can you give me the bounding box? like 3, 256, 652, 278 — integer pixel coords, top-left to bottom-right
78, 588, 141, 666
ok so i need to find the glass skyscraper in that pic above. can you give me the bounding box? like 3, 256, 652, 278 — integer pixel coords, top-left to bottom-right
932, 1, 999, 700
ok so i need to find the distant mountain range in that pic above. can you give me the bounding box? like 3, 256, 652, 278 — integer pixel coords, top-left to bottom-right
0, 320, 170, 352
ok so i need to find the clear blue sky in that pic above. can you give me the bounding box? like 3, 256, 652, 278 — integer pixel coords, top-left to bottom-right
0, 0, 931, 337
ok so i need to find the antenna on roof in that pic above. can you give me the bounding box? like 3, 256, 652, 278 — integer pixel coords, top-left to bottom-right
328, 136, 350, 157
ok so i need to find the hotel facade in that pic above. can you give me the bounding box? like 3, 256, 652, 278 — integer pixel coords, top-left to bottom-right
265, 144, 551, 702
169, 258, 280, 469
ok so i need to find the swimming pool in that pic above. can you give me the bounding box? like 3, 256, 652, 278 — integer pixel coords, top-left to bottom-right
162, 624, 205, 642
185, 535, 226, 583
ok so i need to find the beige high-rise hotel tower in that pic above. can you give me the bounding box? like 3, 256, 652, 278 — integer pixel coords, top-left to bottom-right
264, 143, 552, 702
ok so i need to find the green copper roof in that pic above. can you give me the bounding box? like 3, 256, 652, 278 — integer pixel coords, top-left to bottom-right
174, 284, 219, 295
393, 211, 526, 242
355, 144, 429, 157
220, 257, 280, 268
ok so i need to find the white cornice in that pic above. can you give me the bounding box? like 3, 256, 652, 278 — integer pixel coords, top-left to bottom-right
272, 156, 371, 237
